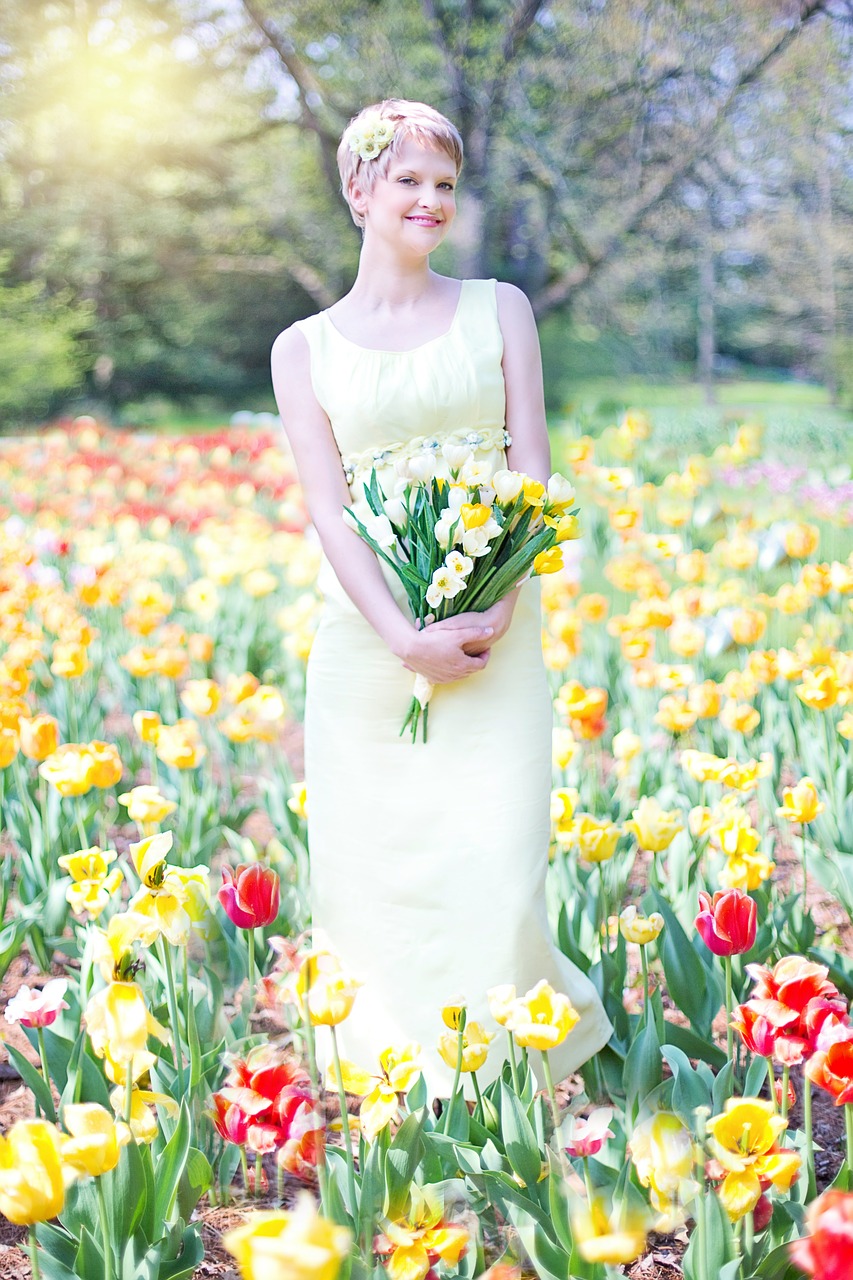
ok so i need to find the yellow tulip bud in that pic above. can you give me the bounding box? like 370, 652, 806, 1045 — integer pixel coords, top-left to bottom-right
61, 1104, 131, 1177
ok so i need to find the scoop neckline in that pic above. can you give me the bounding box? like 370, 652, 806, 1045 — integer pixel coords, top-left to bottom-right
320, 279, 468, 354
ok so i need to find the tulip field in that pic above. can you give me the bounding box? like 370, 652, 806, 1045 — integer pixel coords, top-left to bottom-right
0, 409, 851, 1280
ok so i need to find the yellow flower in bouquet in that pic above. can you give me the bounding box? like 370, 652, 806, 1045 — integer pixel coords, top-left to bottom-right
624, 797, 682, 853
505, 979, 579, 1050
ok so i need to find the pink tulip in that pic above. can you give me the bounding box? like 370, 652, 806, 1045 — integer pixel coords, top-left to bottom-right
218, 863, 280, 929
561, 1107, 615, 1158
4, 979, 68, 1029
695, 889, 757, 956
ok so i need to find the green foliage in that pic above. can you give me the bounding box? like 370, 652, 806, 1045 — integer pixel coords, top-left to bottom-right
0, 279, 90, 424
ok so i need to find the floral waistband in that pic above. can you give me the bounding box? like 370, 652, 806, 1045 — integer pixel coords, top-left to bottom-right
341, 426, 511, 485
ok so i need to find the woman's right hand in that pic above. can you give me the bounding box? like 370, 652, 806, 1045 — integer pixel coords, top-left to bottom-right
396, 621, 494, 684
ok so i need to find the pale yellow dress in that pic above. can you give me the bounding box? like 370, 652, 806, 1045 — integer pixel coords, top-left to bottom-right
294, 278, 611, 1095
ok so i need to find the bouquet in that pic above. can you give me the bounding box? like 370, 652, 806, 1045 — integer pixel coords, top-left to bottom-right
344, 466, 580, 742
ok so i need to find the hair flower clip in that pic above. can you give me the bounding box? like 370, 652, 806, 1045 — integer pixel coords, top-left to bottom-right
347, 113, 395, 162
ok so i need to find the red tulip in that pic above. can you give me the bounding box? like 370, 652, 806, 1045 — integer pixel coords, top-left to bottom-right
805, 1026, 853, 1106
737, 956, 850, 1065
695, 889, 757, 956
219, 863, 280, 929
790, 1189, 853, 1280
731, 1003, 783, 1058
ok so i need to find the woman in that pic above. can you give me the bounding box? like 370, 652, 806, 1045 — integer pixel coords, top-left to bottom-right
271, 99, 610, 1095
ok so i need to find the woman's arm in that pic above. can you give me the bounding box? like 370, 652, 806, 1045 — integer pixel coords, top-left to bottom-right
270, 325, 494, 684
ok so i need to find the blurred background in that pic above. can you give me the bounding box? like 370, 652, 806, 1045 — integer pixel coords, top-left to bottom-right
2, 0, 853, 433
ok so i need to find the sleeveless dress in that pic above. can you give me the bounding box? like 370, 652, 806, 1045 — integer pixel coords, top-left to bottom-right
294, 278, 611, 1095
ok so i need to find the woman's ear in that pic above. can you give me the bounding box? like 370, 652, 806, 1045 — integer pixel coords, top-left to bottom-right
349, 179, 368, 218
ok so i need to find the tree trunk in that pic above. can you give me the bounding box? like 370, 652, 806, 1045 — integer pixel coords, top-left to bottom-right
697, 202, 716, 405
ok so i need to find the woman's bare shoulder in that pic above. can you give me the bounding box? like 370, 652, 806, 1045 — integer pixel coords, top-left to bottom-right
271, 320, 312, 370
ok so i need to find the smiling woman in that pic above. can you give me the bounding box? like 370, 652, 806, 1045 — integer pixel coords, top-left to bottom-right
270, 98, 611, 1098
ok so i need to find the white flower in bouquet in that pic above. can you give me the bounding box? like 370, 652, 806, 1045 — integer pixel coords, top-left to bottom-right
364, 513, 398, 550
434, 511, 457, 549
547, 473, 576, 507
407, 454, 437, 483
459, 457, 494, 486
383, 496, 409, 527
492, 469, 525, 503
460, 525, 496, 557
426, 563, 468, 608
442, 440, 472, 470
445, 550, 474, 578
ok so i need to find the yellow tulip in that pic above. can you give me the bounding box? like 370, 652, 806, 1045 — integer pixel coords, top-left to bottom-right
719, 850, 776, 892
796, 666, 838, 711
180, 678, 221, 717
295, 951, 362, 1026
720, 700, 760, 736
619, 907, 664, 946
287, 783, 308, 819
84, 981, 170, 1066
706, 1098, 800, 1221
506, 980, 579, 1051
654, 694, 698, 735
0, 1119, 71, 1225
777, 777, 824, 825
532, 547, 563, 575
118, 784, 177, 825
154, 719, 206, 769
132, 709, 162, 744
38, 743, 95, 796
19, 714, 60, 761
61, 1104, 131, 1177
437, 1021, 494, 1072
459, 502, 492, 530
223, 1195, 351, 1280
571, 1195, 648, 1266
624, 796, 682, 853
521, 477, 546, 508
57, 846, 123, 919
629, 1112, 696, 1224
563, 814, 621, 863
327, 1044, 422, 1140
50, 641, 88, 679
0, 727, 18, 768
92, 912, 160, 983
784, 521, 819, 559
486, 984, 517, 1028
87, 740, 123, 788
440, 1000, 467, 1031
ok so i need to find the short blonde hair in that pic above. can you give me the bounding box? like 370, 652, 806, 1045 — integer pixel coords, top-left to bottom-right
337, 99, 464, 229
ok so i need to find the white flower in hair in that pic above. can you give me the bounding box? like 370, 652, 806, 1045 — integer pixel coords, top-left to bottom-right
347, 113, 395, 161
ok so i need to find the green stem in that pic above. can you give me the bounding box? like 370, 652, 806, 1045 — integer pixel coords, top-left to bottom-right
743, 1209, 754, 1268
96, 1175, 113, 1280
159, 940, 185, 1096
693, 1113, 709, 1280
845, 1104, 853, 1172
804, 1075, 814, 1185
470, 1070, 484, 1122
74, 798, 88, 851
582, 1155, 595, 1206
254, 1151, 262, 1198
801, 823, 809, 918
541, 1050, 560, 1132
640, 946, 651, 1029
302, 1017, 329, 1211
724, 955, 734, 1067
36, 1027, 55, 1123
780, 1064, 790, 1123
240, 1146, 250, 1195
329, 1025, 359, 1231
506, 1030, 520, 1094
247, 927, 255, 986
28, 1225, 41, 1280
442, 1015, 466, 1136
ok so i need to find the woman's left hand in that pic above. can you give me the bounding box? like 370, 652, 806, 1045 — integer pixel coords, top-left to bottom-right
426, 590, 520, 655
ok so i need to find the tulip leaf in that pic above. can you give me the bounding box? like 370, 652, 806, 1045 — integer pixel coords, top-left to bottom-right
176, 1147, 212, 1222
661, 1020, 726, 1070
154, 1100, 192, 1227
106, 1136, 149, 1247
506, 1208, 568, 1280
751, 1240, 803, 1279
443, 1091, 470, 1142
4, 1039, 56, 1120
74, 1224, 104, 1278
406, 1072, 427, 1113
682, 1188, 734, 1280
479, 1170, 552, 1232
744, 1053, 769, 1099
625, 1015, 662, 1123
500, 1081, 543, 1191
649, 889, 722, 1034
711, 1059, 736, 1114
33, 1251, 78, 1280
35, 1222, 77, 1270
546, 1152, 575, 1255
156, 1222, 205, 1280
662, 1045, 713, 1120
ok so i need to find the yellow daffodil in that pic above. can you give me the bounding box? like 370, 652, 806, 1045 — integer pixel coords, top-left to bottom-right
706, 1098, 800, 1221
777, 777, 824, 825
0, 1119, 72, 1225
506, 980, 579, 1050
624, 796, 682, 853
437, 1021, 494, 1072
61, 1104, 131, 1177
295, 951, 362, 1026
223, 1194, 351, 1280
619, 907, 664, 946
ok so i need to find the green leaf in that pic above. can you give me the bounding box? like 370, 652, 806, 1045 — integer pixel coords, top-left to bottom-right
156, 1223, 205, 1280
625, 1015, 662, 1121
35, 1222, 78, 1269
546, 1151, 575, 1254
384, 1112, 425, 1219
744, 1054, 769, 1098
406, 1073, 427, 1113
443, 1091, 470, 1142
74, 1223, 104, 1277
662, 1020, 726, 1069
752, 1240, 802, 1279
662, 1045, 713, 1121
499, 1081, 543, 1191
5, 1040, 55, 1120
507, 1208, 567, 1280
711, 1060, 736, 1114
106, 1137, 148, 1248
176, 1147, 212, 1222
154, 1099, 192, 1227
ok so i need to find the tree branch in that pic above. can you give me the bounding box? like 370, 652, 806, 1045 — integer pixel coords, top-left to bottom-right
533, 0, 829, 315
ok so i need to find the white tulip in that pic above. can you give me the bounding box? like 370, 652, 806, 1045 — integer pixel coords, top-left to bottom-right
442, 441, 472, 470
364, 514, 397, 550
492, 469, 525, 503
383, 497, 408, 527
547, 473, 575, 506
407, 454, 437, 483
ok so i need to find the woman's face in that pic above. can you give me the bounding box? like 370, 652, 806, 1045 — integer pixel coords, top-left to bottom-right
356, 135, 458, 248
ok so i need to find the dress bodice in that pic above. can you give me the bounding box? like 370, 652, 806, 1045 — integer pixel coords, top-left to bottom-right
293, 278, 510, 495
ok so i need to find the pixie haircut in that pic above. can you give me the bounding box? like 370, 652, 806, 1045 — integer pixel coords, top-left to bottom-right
337, 99, 464, 230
